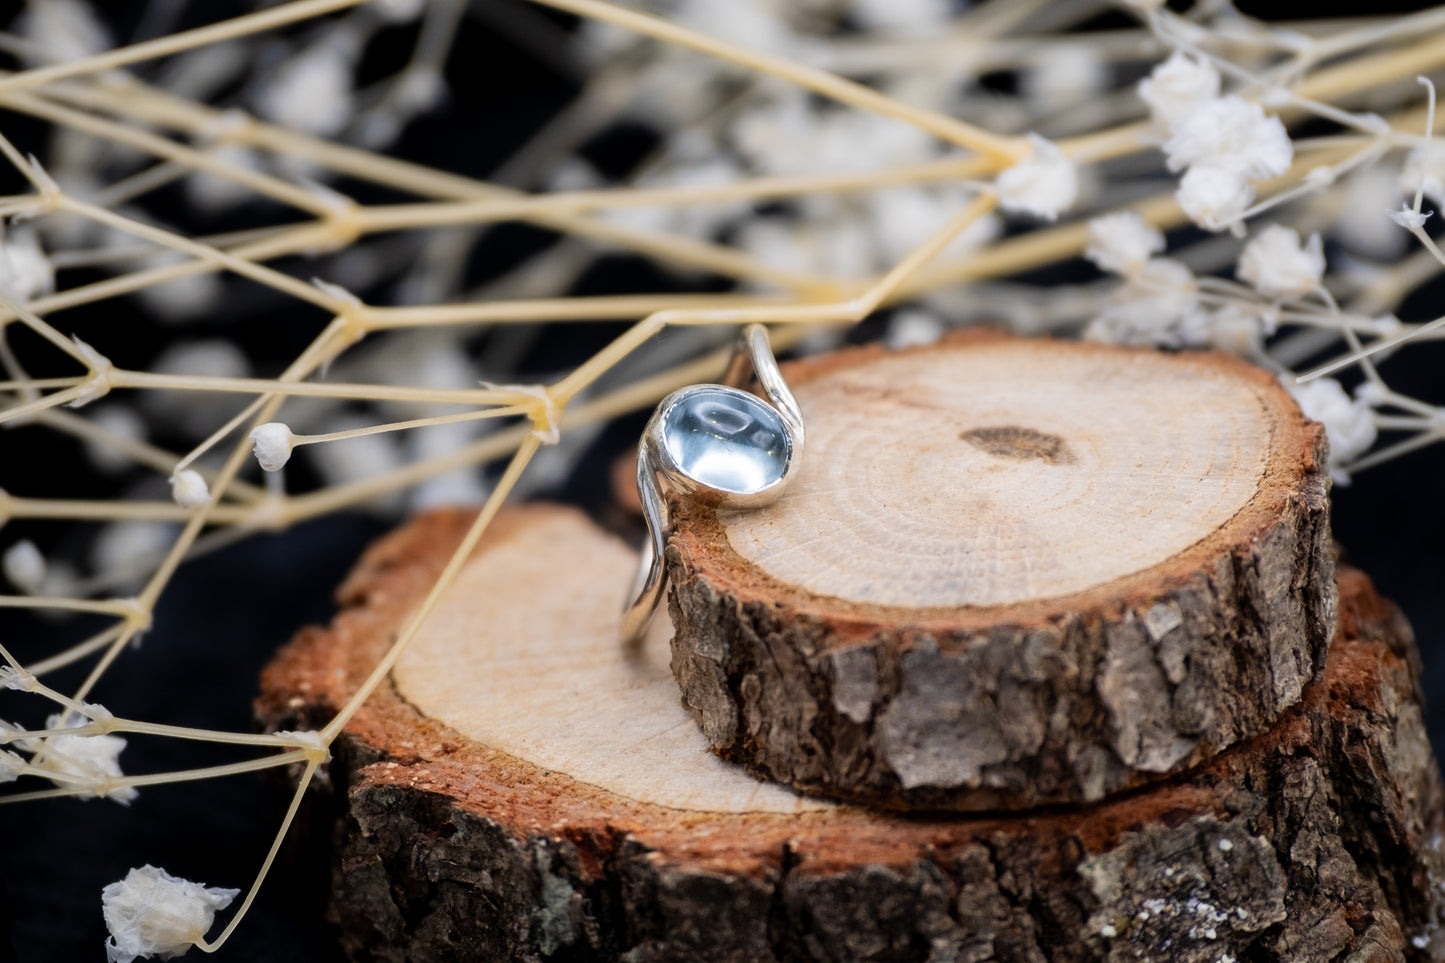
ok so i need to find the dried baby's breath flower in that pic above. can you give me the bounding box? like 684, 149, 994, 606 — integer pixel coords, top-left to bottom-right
3, 539, 46, 594
1086, 212, 1166, 278
1237, 225, 1325, 298
248, 423, 295, 473
102, 865, 239, 963
168, 470, 211, 509
995, 134, 1077, 221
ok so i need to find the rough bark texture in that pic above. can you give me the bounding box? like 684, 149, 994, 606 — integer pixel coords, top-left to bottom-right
665, 334, 1337, 810
257, 507, 1445, 963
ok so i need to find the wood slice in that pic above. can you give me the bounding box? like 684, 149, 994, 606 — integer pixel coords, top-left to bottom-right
256, 504, 1445, 963
664, 332, 1336, 809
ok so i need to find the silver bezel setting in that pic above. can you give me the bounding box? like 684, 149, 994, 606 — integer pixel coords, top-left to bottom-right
621, 324, 804, 647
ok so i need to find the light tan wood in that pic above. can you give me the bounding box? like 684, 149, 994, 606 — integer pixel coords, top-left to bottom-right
392, 508, 827, 814
723, 341, 1272, 607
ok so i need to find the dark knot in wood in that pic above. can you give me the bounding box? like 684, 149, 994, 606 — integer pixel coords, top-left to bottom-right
961, 424, 1074, 464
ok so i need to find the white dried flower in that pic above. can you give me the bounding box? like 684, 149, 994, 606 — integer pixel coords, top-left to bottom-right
871, 187, 1001, 266
31, 711, 136, 803
1288, 377, 1377, 484
168, 470, 210, 509
255, 44, 355, 137
134, 250, 225, 325
0, 227, 54, 304
273, 729, 331, 760
1208, 307, 1266, 359
0, 748, 24, 783
1388, 206, 1433, 230
1236, 225, 1325, 298
673, 0, 796, 54
91, 522, 173, 585
1138, 52, 1221, 136
1085, 212, 1165, 277
850, 0, 951, 34
1023, 46, 1106, 113
1400, 143, 1445, 209
85, 405, 147, 475
18, 0, 110, 66
1175, 165, 1255, 232
1085, 257, 1209, 348
3, 540, 46, 594
375, 0, 426, 22
1336, 167, 1410, 260
249, 423, 295, 473
884, 309, 945, 349
1163, 96, 1293, 180
185, 143, 263, 214
995, 134, 1077, 221
102, 865, 239, 963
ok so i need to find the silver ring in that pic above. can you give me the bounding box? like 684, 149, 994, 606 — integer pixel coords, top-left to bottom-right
621, 324, 805, 647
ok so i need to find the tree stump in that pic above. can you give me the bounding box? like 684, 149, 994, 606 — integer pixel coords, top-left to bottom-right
256, 504, 1445, 963
665, 332, 1336, 809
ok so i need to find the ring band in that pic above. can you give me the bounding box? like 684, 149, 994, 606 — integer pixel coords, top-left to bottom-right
621, 324, 805, 647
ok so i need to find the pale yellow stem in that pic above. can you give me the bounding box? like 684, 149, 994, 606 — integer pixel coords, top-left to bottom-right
0, 0, 372, 93
523, 0, 1022, 161
34, 408, 267, 502
26, 624, 128, 677
53, 196, 348, 313
320, 436, 542, 741
110, 369, 530, 407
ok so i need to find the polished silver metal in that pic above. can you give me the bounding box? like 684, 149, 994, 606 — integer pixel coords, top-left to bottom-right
621, 324, 804, 647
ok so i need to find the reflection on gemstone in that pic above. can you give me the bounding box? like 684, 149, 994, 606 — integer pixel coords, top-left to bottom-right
662, 387, 790, 494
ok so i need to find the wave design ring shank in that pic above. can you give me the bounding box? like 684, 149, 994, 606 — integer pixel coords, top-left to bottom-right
620, 324, 805, 647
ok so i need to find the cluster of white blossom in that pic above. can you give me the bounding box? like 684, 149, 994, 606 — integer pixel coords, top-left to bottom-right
1141, 53, 1293, 233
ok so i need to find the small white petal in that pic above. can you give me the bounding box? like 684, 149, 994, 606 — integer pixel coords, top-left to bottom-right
1388, 206, 1433, 230
884, 309, 945, 349
0, 226, 54, 304
84, 405, 147, 475
32, 712, 135, 803
1085, 212, 1165, 277
254, 44, 354, 137
1163, 96, 1293, 180
1400, 143, 1445, 210
102, 865, 239, 963
1175, 165, 1255, 232
1335, 168, 1410, 260
3, 540, 46, 594
850, 0, 951, 35
995, 134, 1077, 221
1236, 224, 1325, 298
1085, 257, 1208, 348
168, 470, 211, 509
1138, 52, 1220, 136
1022, 45, 1106, 113
249, 423, 295, 473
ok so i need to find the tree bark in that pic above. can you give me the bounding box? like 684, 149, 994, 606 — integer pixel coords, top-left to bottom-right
665, 333, 1336, 809
257, 504, 1444, 963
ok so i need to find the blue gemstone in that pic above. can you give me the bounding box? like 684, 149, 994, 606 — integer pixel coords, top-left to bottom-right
661, 387, 790, 494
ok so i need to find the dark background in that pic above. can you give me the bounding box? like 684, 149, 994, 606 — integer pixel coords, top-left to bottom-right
1, 0, 1443, 959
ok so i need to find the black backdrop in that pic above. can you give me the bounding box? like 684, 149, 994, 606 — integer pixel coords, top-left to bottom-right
1, 0, 1443, 959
